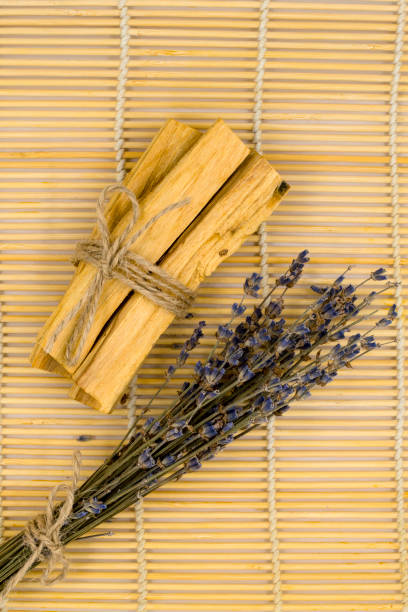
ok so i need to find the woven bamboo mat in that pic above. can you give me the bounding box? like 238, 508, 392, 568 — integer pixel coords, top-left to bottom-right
1, 1, 407, 610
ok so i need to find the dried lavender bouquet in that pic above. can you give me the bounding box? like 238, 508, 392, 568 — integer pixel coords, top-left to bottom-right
0, 251, 397, 597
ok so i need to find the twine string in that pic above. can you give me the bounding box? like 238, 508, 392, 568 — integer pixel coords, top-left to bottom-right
45, 184, 193, 367
112, 2, 149, 608
115, 0, 130, 183
135, 498, 147, 612
388, 0, 408, 607
125, 373, 148, 612
0, 452, 81, 604
253, 1, 283, 610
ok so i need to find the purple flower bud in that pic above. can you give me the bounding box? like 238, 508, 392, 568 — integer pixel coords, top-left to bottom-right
173, 419, 187, 429
217, 435, 233, 447
196, 390, 218, 406
177, 349, 189, 367
250, 307, 263, 322
194, 361, 204, 377
318, 372, 333, 385
203, 366, 225, 386
296, 249, 309, 263
238, 365, 254, 382
376, 317, 392, 328
234, 322, 248, 337
137, 448, 156, 469
344, 302, 357, 315
258, 327, 271, 343
72, 510, 88, 520
225, 406, 241, 422
200, 423, 218, 439
311, 284, 327, 294
143, 416, 161, 435
221, 422, 234, 434
277, 334, 293, 352
265, 299, 283, 318
279, 384, 293, 399
226, 347, 243, 366
344, 284, 355, 296
261, 398, 274, 414
217, 325, 233, 340
302, 366, 321, 383
166, 427, 184, 441
86, 497, 107, 515
361, 335, 377, 350
179, 381, 193, 396
166, 365, 176, 379
371, 268, 387, 281
244, 273, 262, 297
294, 323, 310, 336
232, 302, 246, 316
186, 457, 201, 471
200, 450, 215, 461
388, 304, 397, 319
179, 322, 206, 362
295, 385, 311, 399
277, 273, 292, 287
161, 454, 176, 467
246, 335, 260, 348
77, 434, 93, 442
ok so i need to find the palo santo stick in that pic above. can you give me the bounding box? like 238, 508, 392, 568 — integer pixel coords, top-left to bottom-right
91, 119, 202, 241
31, 118, 249, 376
31, 118, 201, 376
70, 152, 289, 413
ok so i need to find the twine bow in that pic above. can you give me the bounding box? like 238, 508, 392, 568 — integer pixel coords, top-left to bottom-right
0, 452, 81, 603
46, 184, 194, 366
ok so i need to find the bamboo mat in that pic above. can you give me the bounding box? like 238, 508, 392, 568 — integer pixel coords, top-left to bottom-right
1, 1, 407, 610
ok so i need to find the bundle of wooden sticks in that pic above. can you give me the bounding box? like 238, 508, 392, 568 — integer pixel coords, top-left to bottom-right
31, 119, 289, 414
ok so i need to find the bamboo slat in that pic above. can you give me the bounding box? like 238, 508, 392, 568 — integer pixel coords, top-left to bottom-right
0, 0, 407, 611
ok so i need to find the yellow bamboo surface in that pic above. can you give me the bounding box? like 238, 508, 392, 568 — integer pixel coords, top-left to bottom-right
0, 1, 407, 611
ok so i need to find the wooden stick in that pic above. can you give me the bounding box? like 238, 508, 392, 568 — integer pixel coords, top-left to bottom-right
30, 118, 200, 376
31, 118, 249, 376
70, 152, 289, 412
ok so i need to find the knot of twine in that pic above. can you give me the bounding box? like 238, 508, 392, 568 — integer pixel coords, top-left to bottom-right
46, 184, 194, 366
0, 452, 81, 603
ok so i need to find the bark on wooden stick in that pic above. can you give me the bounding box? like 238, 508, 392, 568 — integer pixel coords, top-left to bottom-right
31, 119, 248, 376
70, 152, 289, 413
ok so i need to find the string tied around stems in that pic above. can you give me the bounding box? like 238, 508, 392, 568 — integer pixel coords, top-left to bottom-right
0, 452, 82, 603
46, 184, 194, 366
